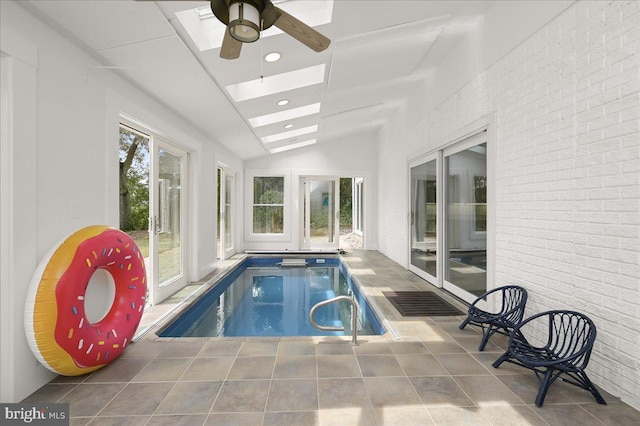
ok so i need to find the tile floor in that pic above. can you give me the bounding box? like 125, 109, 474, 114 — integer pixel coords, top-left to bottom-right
23, 251, 640, 425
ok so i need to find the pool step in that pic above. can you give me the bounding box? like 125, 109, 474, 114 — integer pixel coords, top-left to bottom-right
277, 258, 308, 267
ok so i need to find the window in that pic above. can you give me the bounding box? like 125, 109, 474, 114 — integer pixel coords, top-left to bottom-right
252, 176, 285, 234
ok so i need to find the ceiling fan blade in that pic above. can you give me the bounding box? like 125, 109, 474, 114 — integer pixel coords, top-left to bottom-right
272, 7, 330, 52
220, 29, 242, 59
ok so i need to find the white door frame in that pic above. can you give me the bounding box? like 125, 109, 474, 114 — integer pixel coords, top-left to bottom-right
301, 176, 340, 250
149, 139, 189, 305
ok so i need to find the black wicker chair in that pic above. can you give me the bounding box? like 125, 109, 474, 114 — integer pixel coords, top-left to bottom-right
492, 310, 606, 407
459, 285, 528, 351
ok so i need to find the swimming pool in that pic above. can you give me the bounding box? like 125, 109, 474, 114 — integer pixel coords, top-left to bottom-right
159, 257, 385, 337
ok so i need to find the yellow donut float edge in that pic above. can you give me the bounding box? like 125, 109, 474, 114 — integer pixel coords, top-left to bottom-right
24, 225, 110, 376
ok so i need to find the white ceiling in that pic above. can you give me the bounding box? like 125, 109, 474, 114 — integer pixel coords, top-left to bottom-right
27, 0, 495, 160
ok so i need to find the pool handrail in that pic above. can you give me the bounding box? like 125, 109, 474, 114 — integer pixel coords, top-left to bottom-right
309, 295, 359, 345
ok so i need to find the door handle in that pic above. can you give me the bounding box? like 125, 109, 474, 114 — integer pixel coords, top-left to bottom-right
150, 216, 160, 235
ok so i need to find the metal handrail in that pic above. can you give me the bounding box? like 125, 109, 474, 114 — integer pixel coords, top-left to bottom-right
309, 295, 358, 345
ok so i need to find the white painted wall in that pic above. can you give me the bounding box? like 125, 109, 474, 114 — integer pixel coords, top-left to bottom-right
244, 130, 379, 251
0, 1, 234, 402
377, 0, 640, 409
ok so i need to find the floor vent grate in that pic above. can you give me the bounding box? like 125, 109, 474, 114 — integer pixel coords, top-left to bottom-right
383, 291, 465, 316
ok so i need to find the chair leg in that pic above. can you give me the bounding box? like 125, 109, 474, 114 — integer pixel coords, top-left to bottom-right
535, 369, 555, 407
492, 351, 510, 368
478, 327, 493, 351
459, 317, 470, 330
578, 371, 607, 405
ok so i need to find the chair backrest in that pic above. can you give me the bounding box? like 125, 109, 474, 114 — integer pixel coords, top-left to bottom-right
499, 286, 528, 324
522, 310, 597, 369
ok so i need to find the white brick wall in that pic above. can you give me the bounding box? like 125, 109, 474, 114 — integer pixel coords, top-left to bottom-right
378, 0, 640, 409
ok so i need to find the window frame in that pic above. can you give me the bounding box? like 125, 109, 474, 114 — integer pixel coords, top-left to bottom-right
245, 169, 291, 241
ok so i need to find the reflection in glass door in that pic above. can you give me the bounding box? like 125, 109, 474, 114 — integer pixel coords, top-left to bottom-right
409, 158, 438, 281
150, 141, 187, 305
217, 167, 234, 260
444, 141, 487, 300
303, 178, 339, 249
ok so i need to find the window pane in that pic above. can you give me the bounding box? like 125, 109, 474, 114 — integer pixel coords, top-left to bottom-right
254, 177, 284, 204
410, 160, 437, 277
253, 206, 284, 233
445, 143, 487, 297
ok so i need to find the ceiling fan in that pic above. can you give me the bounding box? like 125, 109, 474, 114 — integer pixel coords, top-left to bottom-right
141, 0, 331, 60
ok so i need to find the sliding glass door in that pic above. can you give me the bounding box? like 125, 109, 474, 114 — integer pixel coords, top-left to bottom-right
443, 138, 487, 301
409, 156, 439, 282
408, 131, 489, 306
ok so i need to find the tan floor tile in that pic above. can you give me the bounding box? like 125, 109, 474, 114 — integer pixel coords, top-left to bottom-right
59, 383, 126, 417
363, 377, 422, 407
180, 357, 234, 381
434, 353, 490, 375
388, 340, 430, 354
238, 340, 279, 356
85, 358, 151, 383
396, 353, 448, 377
98, 382, 173, 416
319, 408, 378, 426
497, 374, 572, 405
211, 380, 270, 412
315, 342, 355, 355
266, 379, 318, 412
263, 411, 319, 426
372, 406, 435, 426
318, 378, 372, 409
357, 354, 406, 377
478, 405, 547, 426
197, 340, 242, 357
157, 340, 206, 358
453, 375, 524, 406
273, 355, 317, 379
278, 340, 316, 356
146, 414, 207, 426
534, 404, 608, 426
227, 356, 275, 379
427, 406, 492, 425
154, 381, 221, 414
317, 355, 361, 378
205, 412, 263, 425
132, 358, 192, 382
409, 376, 475, 408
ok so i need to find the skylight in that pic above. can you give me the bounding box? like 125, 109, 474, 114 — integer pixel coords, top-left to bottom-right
262, 125, 318, 143
270, 139, 316, 154
226, 64, 325, 102
248, 103, 321, 127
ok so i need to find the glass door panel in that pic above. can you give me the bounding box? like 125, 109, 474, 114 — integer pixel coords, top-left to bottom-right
304, 178, 339, 249
444, 142, 487, 301
118, 125, 151, 304
157, 148, 182, 284
223, 172, 234, 257
150, 141, 187, 304
410, 159, 438, 280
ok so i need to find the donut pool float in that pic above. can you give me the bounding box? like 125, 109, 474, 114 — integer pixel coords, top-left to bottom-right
24, 225, 147, 376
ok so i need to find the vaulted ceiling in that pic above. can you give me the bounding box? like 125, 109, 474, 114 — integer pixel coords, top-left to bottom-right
27, 0, 495, 159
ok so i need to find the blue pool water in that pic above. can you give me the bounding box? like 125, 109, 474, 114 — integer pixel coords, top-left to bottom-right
159, 257, 385, 337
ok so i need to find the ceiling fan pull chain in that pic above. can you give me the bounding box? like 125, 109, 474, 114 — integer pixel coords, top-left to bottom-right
260, 18, 264, 83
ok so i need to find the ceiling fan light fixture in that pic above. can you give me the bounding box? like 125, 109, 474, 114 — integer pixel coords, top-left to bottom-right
228, 1, 261, 43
